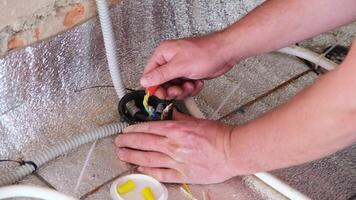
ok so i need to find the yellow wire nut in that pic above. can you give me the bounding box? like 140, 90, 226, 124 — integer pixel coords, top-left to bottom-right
116, 179, 136, 195
141, 187, 156, 200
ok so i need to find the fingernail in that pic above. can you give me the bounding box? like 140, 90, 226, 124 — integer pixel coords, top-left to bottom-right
137, 167, 143, 172
117, 149, 124, 158
116, 149, 121, 158
115, 138, 121, 147
140, 77, 149, 87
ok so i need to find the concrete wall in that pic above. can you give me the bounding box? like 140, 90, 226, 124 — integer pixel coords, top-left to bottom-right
0, 0, 119, 56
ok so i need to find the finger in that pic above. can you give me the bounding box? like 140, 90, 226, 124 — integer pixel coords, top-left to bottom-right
172, 109, 194, 121
166, 85, 183, 100
191, 80, 204, 96
170, 78, 184, 85
115, 133, 169, 154
137, 167, 184, 183
154, 86, 167, 99
123, 121, 184, 138
140, 62, 186, 88
144, 47, 167, 74
162, 82, 172, 89
117, 148, 176, 168
176, 81, 194, 100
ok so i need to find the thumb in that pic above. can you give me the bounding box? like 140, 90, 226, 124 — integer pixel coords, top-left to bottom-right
140, 63, 185, 87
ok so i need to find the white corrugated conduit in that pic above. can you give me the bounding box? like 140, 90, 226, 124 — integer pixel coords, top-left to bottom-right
0, 122, 128, 186
95, 0, 127, 99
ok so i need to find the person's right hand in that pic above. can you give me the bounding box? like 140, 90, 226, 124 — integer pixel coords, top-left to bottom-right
141, 33, 239, 100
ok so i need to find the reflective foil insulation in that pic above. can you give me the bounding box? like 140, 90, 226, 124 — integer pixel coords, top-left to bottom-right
0, 0, 355, 199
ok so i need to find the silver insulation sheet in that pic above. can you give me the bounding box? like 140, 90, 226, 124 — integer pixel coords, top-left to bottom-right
0, 0, 355, 199
0, 0, 262, 161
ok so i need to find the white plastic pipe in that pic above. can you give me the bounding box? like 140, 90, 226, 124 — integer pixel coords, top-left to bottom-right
95, 0, 126, 99
0, 185, 77, 200
278, 45, 337, 71
254, 172, 311, 200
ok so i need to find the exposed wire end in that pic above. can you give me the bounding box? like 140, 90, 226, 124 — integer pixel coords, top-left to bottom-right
180, 184, 197, 200
161, 103, 173, 120
143, 86, 159, 119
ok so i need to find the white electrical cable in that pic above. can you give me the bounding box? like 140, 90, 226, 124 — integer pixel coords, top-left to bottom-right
0, 185, 77, 200
95, 0, 126, 99
0, 122, 128, 186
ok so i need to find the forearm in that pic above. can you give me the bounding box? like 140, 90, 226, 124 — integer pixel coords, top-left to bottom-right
227, 42, 356, 175
219, 0, 356, 62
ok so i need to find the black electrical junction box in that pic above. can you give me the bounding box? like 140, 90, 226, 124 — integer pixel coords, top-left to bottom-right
118, 90, 173, 124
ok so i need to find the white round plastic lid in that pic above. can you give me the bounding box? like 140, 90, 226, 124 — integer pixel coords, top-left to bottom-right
110, 174, 168, 200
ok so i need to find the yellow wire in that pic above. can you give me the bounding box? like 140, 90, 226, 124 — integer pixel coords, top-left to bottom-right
178, 169, 195, 199
182, 183, 194, 198
143, 92, 151, 114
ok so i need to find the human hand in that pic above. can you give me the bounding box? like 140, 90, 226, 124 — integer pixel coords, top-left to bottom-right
115, 111, 237, 184
141, 33, 238, 100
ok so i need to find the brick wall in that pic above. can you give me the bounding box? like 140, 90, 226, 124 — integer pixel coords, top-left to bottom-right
0, 0, 119, 56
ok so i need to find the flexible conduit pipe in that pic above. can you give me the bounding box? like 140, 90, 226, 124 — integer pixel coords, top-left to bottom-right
0, 122, 128, 186
95, 0, 126, 99
0, 185, 77, 200
95, 0, 139, 114
278, 45, 337, 70
183, 45, 338, 200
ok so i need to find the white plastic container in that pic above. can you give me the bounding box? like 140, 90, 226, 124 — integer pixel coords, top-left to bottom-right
110, 174, 168, 200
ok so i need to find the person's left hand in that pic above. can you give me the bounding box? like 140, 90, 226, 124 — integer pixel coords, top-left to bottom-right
115, 111, 237, 184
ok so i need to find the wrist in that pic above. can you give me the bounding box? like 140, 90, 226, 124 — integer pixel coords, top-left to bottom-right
210, 31, 241, 67
222, 124, 240, 177
225, 124, 260, 176
213, 28, 252, 66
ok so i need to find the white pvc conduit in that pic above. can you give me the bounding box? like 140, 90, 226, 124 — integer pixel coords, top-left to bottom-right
95, 0, 126, 99
254, 172, 311, 200
0, 122, 128, 186
278, 45, 337, 70
0, 185, 77, 200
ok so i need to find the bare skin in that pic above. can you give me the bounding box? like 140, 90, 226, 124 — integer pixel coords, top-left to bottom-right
115, 0, 356, 183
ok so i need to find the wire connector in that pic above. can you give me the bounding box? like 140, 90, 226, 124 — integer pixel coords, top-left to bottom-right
118, 90, 173, 124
